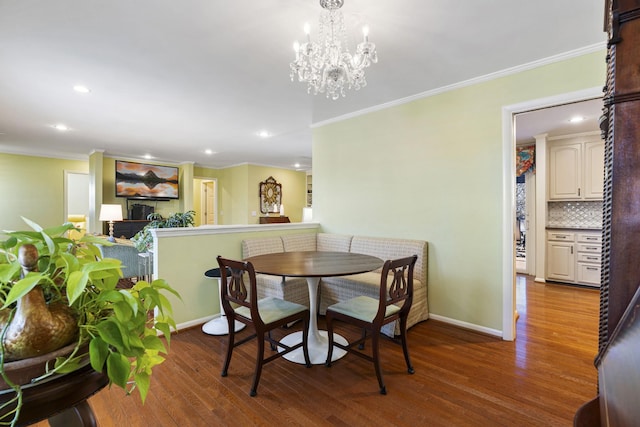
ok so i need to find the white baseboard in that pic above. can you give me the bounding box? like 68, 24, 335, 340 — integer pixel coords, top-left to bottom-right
176, 314, 505, 339
174, 315, 217, 332
428, 314, 503, 338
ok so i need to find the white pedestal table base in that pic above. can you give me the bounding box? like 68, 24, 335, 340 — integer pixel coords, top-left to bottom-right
278, 330, 347, 365
202, 316, 246, 335
278, 277, 347, 365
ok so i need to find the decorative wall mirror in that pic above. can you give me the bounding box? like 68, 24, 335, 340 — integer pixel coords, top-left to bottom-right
259, 176, 282, 214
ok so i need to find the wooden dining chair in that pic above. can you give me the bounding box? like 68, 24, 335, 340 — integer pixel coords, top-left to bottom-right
216, 256, 311, 396
325, 255, 418, 395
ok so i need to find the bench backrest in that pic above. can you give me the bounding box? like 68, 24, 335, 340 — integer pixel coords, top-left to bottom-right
350, 236, 427, 285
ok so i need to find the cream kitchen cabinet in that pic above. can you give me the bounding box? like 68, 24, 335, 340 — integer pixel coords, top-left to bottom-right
548, 138, 604, 201
576, 232, 602, 286
546, 231, 576, 282
546, 229, 601, 287
583, 141, 605, 199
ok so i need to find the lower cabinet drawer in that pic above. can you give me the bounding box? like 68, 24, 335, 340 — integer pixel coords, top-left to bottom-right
577, 243, 602, 254
577, 263, 601, 286
577, 253, 601, 263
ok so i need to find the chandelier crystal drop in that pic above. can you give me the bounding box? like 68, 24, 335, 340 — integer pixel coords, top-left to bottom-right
290, 0, 378, 100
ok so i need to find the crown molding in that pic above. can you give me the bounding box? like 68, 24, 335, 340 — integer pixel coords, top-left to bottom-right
312, 42, 607, 129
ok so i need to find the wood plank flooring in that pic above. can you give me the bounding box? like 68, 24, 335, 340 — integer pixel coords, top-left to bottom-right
34, 275, 600, 426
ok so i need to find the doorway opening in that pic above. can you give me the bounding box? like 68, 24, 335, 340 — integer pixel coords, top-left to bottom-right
502, 87, 603, 340
194, 178, 218, 226
64, 170, 89, 229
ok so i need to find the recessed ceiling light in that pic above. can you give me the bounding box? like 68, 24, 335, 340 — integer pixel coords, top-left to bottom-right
569, 116, 585, 123
53, 124, 69, 131
205, 149, 215, 155
257, 130, 271, 138
143, 154, 153, 159
294, 163, 301, 168
73, 85, 91, 94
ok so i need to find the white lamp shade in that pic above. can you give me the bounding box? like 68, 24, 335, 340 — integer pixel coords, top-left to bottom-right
99, 204, 123, 222
302, 207, 313, 222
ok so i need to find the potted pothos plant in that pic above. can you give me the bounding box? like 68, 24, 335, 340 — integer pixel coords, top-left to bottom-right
0, 218, 180, 426
131, 211, 195, 252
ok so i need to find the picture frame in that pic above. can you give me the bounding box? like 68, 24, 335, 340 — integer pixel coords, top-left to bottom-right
259, 176, 282, 214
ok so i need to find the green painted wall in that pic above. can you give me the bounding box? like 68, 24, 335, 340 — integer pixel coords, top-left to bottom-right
213, 164, 307, 225
248, 165, 307, 223
0, 153, 88, 231
313, 50, 607, 331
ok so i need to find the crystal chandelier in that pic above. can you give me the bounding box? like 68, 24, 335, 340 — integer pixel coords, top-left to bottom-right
290, 0, 378, 100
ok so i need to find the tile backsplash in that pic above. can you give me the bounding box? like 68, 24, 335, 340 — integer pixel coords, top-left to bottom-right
547, 201, 603, 228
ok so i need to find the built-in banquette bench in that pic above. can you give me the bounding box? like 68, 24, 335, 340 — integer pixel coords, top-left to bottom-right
241, 233, 428, 337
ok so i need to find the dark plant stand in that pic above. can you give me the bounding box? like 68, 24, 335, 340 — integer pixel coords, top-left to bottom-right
0, 364, 108, 427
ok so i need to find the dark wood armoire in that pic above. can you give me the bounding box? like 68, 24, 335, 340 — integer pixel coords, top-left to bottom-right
574, 1, 640, 425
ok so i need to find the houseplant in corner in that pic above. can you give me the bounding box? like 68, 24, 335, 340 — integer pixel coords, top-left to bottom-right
131, 211, 195, 252
0, 218, 180, 426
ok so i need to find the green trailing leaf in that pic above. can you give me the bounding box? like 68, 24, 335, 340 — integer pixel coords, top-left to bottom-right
0, 236, 18, 251
20, 217, 43, 233
134, 371, 151, 403
0, 263, 20, 283
1, 273, 42, 308
151, 278, 182, 300
154, 322, 172, 345
156, 293, 174, 317
96, 319, 126, 351
66, 270, 89, 304
139, 286, 161, 307
142, 335, 167, 354
53, 354, 83, 374
43, 223, 75, 237
107, 352, 131, 389
84, 258, 122, 273
6, 230, 42, 241
119, 289, 139, 314
124, 333, 145, 356
112, 300, 134, 323
96, 289, 124, 303
89, 337, 109, 372
59, 251, 81, 271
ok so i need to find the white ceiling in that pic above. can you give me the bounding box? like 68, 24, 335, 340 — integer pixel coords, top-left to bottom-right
0, 1, 606, 170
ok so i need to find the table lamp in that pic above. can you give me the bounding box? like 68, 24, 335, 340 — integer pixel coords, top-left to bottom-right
99, 204, 123, 242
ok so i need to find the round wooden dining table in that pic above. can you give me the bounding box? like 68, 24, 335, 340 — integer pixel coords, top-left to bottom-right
244, 251, 383, 364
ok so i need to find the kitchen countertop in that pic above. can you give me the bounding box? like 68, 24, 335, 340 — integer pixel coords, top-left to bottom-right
546, 226, 602, 231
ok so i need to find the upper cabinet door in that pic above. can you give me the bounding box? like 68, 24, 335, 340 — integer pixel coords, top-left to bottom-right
547, 138, 605, 201
548, 143, 582, 200
584, 140, 605, 199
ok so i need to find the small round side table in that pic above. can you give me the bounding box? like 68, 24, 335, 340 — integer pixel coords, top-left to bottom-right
201, 267, 245, 335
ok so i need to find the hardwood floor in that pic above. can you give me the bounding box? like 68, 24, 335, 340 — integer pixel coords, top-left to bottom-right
35, 275, 600, 426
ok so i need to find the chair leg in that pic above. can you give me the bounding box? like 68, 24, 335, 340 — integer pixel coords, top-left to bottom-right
221, 317, 235, 377
325, 313, 334, 367
250, 333, 265, 397
371, 331, 386, 395
358, 328, 367, 350
302, 315, 311, 368
399, 317, 415, 374
268, 330, 277, 351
